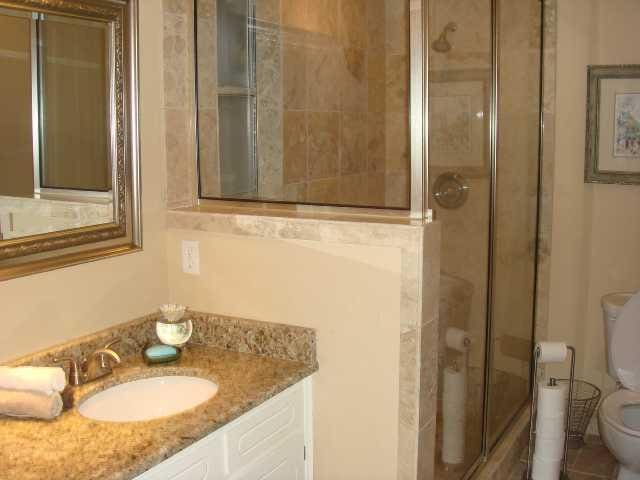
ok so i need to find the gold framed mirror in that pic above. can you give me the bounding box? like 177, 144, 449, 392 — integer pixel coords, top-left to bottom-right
0, 0, 140, 281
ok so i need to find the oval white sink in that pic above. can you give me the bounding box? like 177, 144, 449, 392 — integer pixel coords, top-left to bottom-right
78, 376, 219, 422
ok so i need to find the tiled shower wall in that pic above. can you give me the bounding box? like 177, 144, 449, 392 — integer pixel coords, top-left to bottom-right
163, 0, 198, 209
195, 0, 411, 207
276, 0, 410, 207
196, 0, 221, 198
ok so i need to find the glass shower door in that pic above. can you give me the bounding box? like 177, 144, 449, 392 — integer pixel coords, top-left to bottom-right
428, 0, 492, 477
487, 0, 542, 448
428, 0, 543, 477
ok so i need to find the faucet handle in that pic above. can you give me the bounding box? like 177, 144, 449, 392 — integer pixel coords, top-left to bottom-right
53, 356, 82, 386
103, 338, 121, 350
92, 348, 122, 370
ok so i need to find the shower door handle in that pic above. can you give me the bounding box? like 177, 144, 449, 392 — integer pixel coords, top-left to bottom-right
433, 172, 470, 209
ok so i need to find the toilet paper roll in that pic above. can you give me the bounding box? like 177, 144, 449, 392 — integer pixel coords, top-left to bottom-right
534, 417, 565, 438
441, 366, 467, 465
534, 435, 565, 461
536, 342, 568, 364
446, 328, 470, 352
536, 382, 567, 422
533, 382, 567, 468
532, 454, 562, 480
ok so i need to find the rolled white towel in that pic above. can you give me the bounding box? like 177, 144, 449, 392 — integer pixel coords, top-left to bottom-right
0, 389, 63, 420
0, 366, 66, 395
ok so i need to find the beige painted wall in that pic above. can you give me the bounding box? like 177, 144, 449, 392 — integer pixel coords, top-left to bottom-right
0, 0, 169, 362
548, 0, 640, 408
167, 229, 402, 480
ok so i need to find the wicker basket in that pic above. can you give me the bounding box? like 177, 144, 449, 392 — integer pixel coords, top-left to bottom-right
556, 379, 602, 447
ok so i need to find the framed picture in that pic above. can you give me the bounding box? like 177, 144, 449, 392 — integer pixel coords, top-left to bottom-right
585, 65, 640, 185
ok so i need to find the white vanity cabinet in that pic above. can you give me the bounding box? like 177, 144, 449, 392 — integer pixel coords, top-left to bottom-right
135, 378, 312, 480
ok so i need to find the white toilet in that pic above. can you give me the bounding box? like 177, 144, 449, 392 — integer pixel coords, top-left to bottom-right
599, 292, 640, 480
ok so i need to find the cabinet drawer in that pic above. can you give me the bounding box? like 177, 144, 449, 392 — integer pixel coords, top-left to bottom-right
135, 432, 225, 480
224, 383, 304, 472
228, 432, 305, 480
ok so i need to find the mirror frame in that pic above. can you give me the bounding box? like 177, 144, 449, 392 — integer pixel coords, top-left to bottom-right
0, 0, 141, 281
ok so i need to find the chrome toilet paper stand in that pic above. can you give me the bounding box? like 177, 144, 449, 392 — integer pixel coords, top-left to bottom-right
523, 344, 576, 480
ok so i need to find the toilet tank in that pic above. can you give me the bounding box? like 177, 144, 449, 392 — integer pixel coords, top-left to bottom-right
601, 292, 635, 380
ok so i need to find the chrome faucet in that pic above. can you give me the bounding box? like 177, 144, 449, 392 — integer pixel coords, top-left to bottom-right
54, 339, 122, 386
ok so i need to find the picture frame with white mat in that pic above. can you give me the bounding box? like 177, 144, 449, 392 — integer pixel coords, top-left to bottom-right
585, 64, 640, 185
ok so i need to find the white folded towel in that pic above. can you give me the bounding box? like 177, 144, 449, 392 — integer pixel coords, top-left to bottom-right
0, 389, 63, 420
0, 366, 66, 395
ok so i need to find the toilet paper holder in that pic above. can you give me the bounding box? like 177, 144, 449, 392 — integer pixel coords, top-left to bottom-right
524, 344, 576, 480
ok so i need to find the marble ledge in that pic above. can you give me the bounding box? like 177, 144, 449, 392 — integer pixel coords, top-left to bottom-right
167, 204, 440, 250
170, 203, 427, 225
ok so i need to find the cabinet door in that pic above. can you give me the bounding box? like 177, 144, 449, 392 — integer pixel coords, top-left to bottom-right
228, 432, 305, 480
134, 432, 226, 480
134, 379, 311, 480
225, 382, 304, 472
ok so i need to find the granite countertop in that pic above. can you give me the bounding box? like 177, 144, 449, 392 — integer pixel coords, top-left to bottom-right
0, 344, 316, 480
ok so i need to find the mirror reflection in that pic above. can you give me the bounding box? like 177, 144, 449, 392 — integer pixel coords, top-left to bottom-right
196, 0, 411, 209
0, 8, 114, 241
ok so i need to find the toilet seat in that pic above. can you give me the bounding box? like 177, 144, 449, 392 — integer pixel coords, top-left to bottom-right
601, 389, 640, 438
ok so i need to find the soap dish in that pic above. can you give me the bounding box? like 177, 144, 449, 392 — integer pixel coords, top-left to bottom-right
143, 344, 181, 365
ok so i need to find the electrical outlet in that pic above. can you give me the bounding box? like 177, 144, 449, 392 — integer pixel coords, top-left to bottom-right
181, 240, 200, 275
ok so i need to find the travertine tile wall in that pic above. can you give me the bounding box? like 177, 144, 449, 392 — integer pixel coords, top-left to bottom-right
398, 223, 440, 480
163, 0, 198, 208
255, 2, 284, 200
196, 0, 221, 198
192, 0, 411, 207
267, 0, 411, 207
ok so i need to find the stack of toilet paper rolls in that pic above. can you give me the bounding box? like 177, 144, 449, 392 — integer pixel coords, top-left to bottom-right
442, 328, 470, 465
532, 342, 569, 480
532, 381, 567, 479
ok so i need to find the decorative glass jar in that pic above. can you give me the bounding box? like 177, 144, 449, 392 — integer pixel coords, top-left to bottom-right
156, 304, 193, 347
